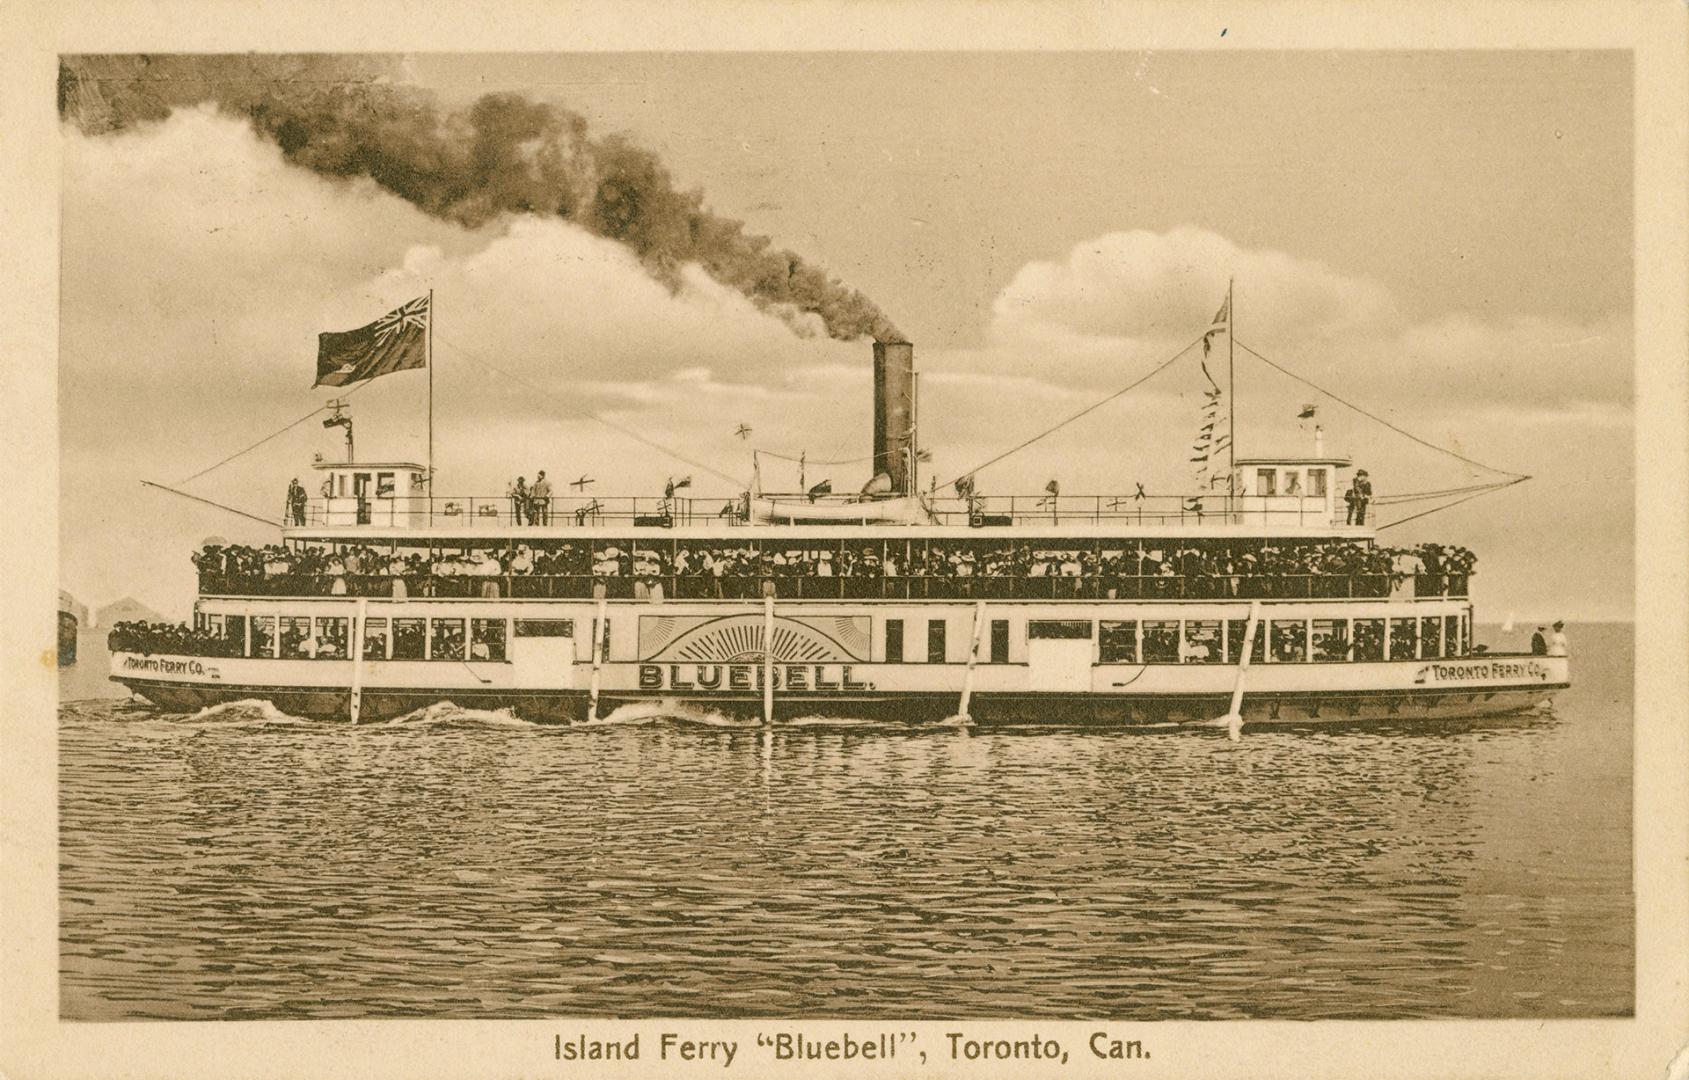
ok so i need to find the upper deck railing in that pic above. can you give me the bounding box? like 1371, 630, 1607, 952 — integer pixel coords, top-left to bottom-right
292, 491, 1350, 530
197, 571, 1471, 602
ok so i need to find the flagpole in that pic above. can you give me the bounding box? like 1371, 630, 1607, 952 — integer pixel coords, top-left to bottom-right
1227, 277, 1236, 517
427, 289, 434, 491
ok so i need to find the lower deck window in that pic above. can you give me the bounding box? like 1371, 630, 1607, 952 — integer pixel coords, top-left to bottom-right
1389, 618, 1418, 660
990, 619, 1010, 663
1420, 616, 1444, 659
279, 616, 311, 659
250, 616, 275, 657
885, 619, 904, 663
1099, 620, 1138, 663
393, 618, 425, 660
1027, 619, 1093, 639
1270, 620, 1307, 662
1312, 619, 1349, 662
471, 618, 507, 661
1181, 620, 1222, 663
1225, 619, 1266, 664
1143, 620, 1179, 663
431, 618, 466, 661
514, 619, 574, 637
1352, 618, 1385, 662
927, 620, 947, 663
363, 617, 388, 660
315, 617, 349, 659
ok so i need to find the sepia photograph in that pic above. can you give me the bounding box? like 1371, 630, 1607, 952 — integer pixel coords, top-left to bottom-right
6, 4, 1688, 1077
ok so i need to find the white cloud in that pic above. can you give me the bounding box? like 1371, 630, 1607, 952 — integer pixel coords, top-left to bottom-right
973, 227, 1630, 418
992, 226, 1401, 350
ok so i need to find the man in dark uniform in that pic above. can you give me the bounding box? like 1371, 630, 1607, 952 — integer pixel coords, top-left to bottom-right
1530, 626, 1548, 655
285, 478, 306, 525
1351, 469, 1373, 525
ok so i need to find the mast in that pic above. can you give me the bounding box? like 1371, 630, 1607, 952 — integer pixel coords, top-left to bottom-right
427, 289, 435, 490
910, 368, 920, 497
1226, 277, 1236, 512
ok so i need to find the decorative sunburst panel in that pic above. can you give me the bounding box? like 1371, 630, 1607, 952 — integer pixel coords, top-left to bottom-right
640, 614, 869, 662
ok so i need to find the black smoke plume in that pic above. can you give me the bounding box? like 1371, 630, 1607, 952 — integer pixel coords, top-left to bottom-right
59, 54, 900, 342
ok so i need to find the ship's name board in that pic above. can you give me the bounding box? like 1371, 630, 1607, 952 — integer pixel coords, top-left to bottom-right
122, 655, 208, 676
1415, 659, 1552, 684
638, 663, 872, 692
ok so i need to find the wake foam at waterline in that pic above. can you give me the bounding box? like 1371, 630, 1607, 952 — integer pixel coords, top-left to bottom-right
783, 715, 903, 730
585, 702, 919, 730
584, 699, 758, 728
382, 701, 537, 729
180, 698, 308, 728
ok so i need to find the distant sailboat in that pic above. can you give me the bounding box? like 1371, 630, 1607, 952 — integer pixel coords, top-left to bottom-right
1501, 611, 1516, 633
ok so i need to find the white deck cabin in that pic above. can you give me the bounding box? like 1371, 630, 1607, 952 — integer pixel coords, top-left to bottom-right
313, 461, 430, 528
1235, 456, 1353, 527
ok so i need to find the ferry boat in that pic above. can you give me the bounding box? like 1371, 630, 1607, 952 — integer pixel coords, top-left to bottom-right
109, 307, 1569, 729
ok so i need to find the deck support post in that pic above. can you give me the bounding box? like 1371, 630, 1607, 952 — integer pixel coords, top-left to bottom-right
762, 590, 776, 725
588, 587, 608, 721
1218, 600, 1263, 741
952, 600, 987, 724
348, 596, 367, 724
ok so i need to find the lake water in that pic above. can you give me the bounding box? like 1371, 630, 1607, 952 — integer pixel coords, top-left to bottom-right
58, 623, 1632, 1020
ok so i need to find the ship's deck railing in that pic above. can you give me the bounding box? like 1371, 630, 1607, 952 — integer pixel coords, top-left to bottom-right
292, 492, 1346, 530
298, 495, 723, 529
198, 572, 1470, 602
922, 494, 1341, 528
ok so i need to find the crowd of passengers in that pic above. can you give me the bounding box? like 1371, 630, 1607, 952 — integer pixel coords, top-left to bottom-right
192, 538, 1477, 600
110, 616, 361, 660
109, 611, 1472, 665
106, 619, 245, 658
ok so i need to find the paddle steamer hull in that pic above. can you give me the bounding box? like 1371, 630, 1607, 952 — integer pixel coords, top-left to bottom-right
111, 649, 1566, 727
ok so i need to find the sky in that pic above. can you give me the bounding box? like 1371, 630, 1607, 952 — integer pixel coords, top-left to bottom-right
58, 50, 1634, 622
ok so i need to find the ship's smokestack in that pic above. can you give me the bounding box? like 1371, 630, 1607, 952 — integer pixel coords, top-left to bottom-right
872, 340, 915, 495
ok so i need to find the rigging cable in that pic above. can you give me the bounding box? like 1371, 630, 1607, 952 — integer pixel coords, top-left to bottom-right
1234, 339, 1529, 481
140, 480, 281, 528
937, 333, 1207, 490
1375, 477, 1530, 531
174, 379, 375, 486
1370, 480, 1520, 506
434, 333, 746, 489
